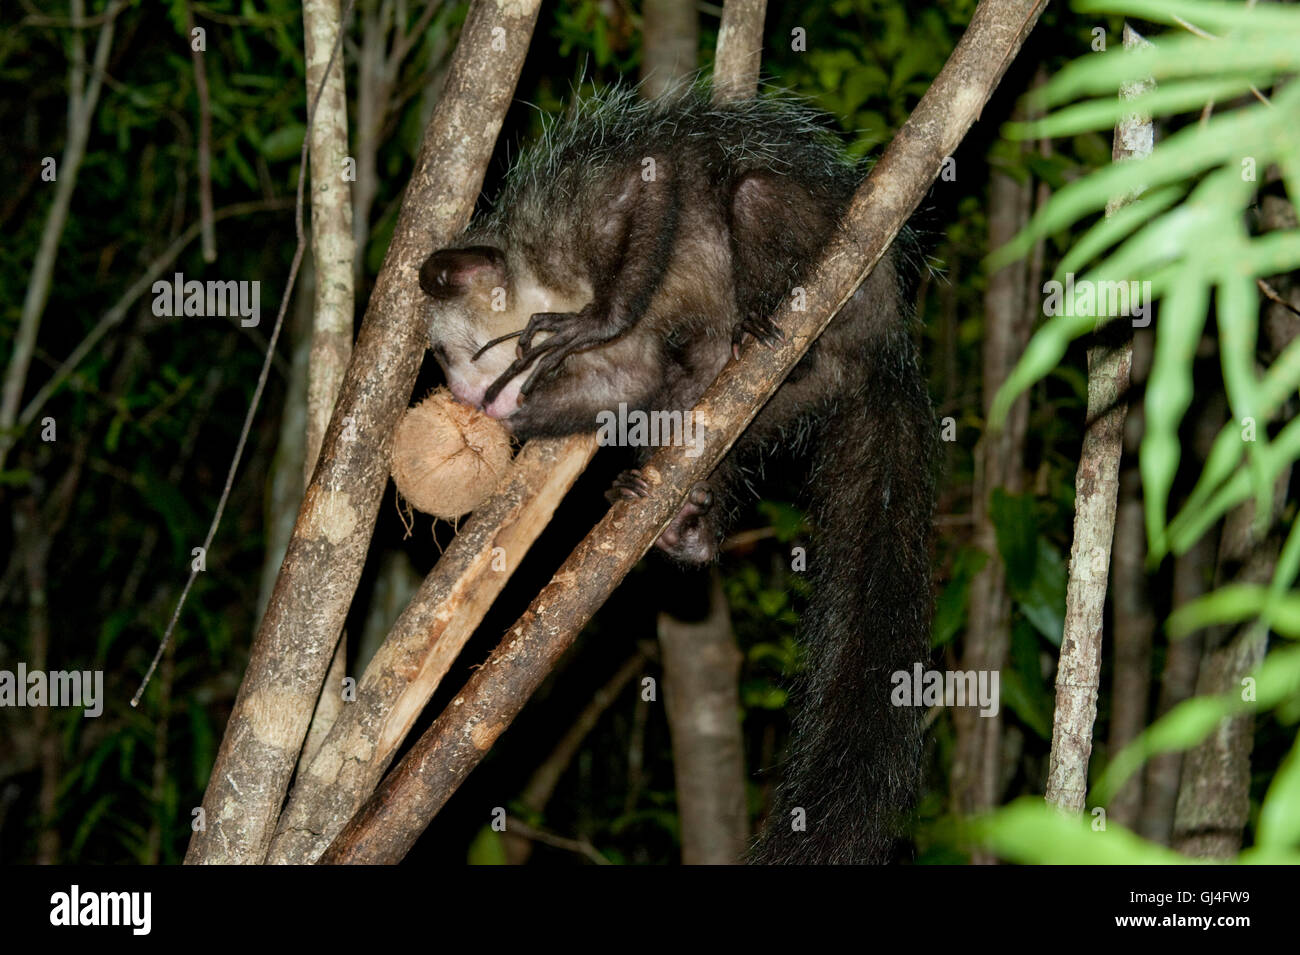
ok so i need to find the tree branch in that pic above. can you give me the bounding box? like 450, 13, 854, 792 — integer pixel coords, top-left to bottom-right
0, 0, 126, 474
183, 0, 545, 865
319, 0, 1049, 865
1045, 23, 1150, 814
267, 433, 596, 864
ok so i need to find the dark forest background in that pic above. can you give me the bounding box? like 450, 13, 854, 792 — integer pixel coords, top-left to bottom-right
1, 0, 1296, 865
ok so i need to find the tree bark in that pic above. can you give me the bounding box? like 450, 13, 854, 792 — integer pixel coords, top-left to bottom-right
641, 0, 750, 868
267, 434, 596, 864
640, 0, 699, 100
301, 0, 356, 485
713, 0, 766, 101
318, 0, 1048, 864
298, 0, 358, 769
1171, 195, 1299, 858
1044, 23, 1149, 814
1171, 487, 1285, 856
952, 141, 1032, 850
659, 573, 749, 864
185, 0, 543, 865
1105, 330, 1155, 828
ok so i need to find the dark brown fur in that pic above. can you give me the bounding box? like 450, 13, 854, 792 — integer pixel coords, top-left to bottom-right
422, 88, 935, 863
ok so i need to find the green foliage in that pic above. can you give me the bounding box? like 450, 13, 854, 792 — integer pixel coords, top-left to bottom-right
467, 825, 508, 865
991, 489, 1068, 645
1001, 620, 1056, 740
932, 546, 988, 648
766, 0, 973, 152
977, 0, 1300, 864
555, 2, 638, 74
9, 0, 1290, 867
976, 797, 1195, 864
990, 0, 1300, 554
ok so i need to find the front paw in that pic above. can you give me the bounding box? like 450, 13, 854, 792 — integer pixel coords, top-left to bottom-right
482, 307, 610, 405
606, 468, 652, 503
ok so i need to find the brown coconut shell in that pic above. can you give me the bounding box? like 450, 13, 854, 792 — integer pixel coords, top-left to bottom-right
390, 388, 512, 520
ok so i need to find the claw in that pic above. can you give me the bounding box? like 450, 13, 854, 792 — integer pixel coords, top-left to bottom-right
519, 343, 569, 396
473, 331, 521, 363
732, 312, 785, 356
485, 306, 620, 404
518, 311, 573, 354
606, 468, 652, 503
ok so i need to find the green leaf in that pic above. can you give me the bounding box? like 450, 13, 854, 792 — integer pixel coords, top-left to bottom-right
1077, 0, 1300, 36
1002, 620, 1054, 739
1257, 729, 1300, 850
1168, 584, 1270, 637
1141, 260, 1211, 553
467, 825, 508, 865
757, 500, 809, 542
1013, 77, 1265, 140
990, 489, 1036, 591
975, 797, 1189, 864
932, 546, 988, 648
1095, 644, 1300, 804
1093, 695, 1235, 805
1056, 185, 1184, 278
1018, 538, 1067, 647
1000, 671, 1053, 740
258, 123, 306, 162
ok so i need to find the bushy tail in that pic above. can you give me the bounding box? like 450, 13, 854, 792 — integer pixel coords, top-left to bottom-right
752, 333, 934, 864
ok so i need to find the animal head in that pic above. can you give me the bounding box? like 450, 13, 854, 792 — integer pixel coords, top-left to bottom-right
420, 245, 590, 422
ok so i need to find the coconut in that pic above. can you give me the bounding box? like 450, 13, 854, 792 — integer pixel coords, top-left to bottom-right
390, 388, 511, 519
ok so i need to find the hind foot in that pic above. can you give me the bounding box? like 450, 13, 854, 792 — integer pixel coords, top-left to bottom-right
607, 470, 719, 564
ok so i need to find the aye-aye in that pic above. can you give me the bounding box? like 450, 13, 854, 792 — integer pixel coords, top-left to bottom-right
420, 88, 935, 864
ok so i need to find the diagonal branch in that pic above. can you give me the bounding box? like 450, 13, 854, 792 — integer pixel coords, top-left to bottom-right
319, 0, 1050, 865
183, 0, 544, 865
267, 433, 597, 864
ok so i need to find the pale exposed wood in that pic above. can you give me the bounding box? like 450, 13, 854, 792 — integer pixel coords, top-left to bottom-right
267, 434, 597, 864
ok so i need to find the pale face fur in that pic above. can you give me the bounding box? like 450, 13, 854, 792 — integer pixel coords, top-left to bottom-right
425, 255, 591, 424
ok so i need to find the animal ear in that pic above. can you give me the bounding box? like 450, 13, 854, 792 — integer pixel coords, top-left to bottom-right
419, 246, 506, 299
